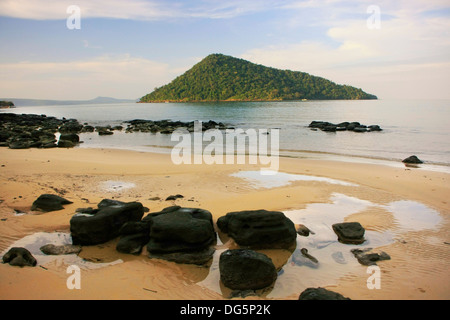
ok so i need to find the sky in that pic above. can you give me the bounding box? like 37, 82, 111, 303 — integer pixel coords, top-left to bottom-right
0, 0, 449, 100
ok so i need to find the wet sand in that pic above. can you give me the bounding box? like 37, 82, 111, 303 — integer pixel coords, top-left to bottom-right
0, 147, 449, 300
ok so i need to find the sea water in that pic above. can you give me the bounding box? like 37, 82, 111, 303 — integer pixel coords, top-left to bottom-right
2, 99, 449, 171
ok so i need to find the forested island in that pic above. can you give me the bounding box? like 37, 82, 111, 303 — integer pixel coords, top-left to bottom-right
140, 54, 377, 103
0, 101, 15, 108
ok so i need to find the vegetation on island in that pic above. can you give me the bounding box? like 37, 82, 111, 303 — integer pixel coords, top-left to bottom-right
140, 54, 377, 103
0, 101, 15, 108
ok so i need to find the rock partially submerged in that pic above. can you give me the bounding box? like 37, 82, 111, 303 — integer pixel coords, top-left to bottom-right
40, 244, 82, 255
402, 155, 423, 164
217, 209, 297, 249
2, 247, 37, 267
31, 194, 73, 212
351, 248, 391, 266
308, 121, 382, 133
219, 249, 277, 290
332, 222, 365, 244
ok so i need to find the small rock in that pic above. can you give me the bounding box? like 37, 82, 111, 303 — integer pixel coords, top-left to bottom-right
31, 194, 73, 212
402, 155, 423, 164
298, 287, 350, 300
332, 222, 365, 244
40, 244, 82, 255
165, 194, 184, 201
296, 224, 314, 237
351, 248, 391, 266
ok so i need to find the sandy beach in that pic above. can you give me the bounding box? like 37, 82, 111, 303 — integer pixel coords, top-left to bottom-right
0, 147, 449, 300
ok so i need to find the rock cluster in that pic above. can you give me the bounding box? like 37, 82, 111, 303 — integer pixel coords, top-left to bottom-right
308, 121, 382, 132
0, 113, 233, 150
124, 119, 230, 134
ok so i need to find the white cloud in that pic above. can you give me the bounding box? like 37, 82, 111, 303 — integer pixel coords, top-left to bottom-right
0, 0, 282, 20
241, 1, 450, 99
0, 55, 178, 100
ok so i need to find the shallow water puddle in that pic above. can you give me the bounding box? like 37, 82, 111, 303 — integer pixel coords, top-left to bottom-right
100, 180, 136, 192
231, 170, 358, 188
199, 192, 442, 298
1, 232, 123, 269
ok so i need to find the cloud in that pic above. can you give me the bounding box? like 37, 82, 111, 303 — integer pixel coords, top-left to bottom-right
0, 0, 283, 20
240, 1, 450, 99
0, 55, 178, 100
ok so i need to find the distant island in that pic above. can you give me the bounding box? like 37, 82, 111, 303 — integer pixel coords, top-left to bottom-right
140, 53, 377, 103
0, 101, 15, 109
0, 96, 136, 107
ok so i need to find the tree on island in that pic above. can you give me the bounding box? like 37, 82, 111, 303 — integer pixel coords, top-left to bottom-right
0, 101, 15, 108
140, 54, 377, 103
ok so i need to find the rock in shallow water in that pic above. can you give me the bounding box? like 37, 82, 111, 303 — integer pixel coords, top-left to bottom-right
40, 244, 82, 255
219, 249, 277, 290
332, 222, 365, 244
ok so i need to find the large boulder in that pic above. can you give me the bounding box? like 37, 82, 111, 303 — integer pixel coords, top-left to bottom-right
31, 194, 73, 212
217, 209, 297, 249
2, 247, 37, 267
145, 206, 216, 264
332, 222, 365, 244
70, 200, 145, 245
219, 249, 277, 290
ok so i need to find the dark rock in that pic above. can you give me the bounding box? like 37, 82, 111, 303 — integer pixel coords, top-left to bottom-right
116, 221, 151, 255
70, 200, 145, 245
219, 249, 277, 290
57, 140, 75, 148
40, 244, 82, 255
148, 247, 215, 265
145, 206, 216, 264
31, 194, 73, 212
402, 155, 423, 164
368, 125, 382, 132
8, 140, 31, 149
296, 224, 314, 237
116, 233, 150, 255
298, 287, 350, 300
351, 248, 391, 266
165, 194, 184, 201
353, 127, 367, 133
217, 209, 296, 249
2, 247, 37, 267
59, 133, 79, 143
332, 222, 365, 244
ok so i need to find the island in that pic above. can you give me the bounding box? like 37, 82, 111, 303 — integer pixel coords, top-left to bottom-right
0, 101, 15, 109
140, 53, 377, 103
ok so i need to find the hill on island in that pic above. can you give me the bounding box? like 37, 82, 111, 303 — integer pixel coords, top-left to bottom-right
140, 53, 377, 102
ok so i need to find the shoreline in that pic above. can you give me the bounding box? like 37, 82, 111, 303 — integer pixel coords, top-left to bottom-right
0, 147, 449, 300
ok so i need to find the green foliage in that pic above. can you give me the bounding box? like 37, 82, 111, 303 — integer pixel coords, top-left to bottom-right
140, 54, 377, 102
0, 101, 14, 107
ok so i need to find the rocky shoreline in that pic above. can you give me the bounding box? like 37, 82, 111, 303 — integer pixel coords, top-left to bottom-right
2, 193, 393, 300
0, 113, 231, 150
